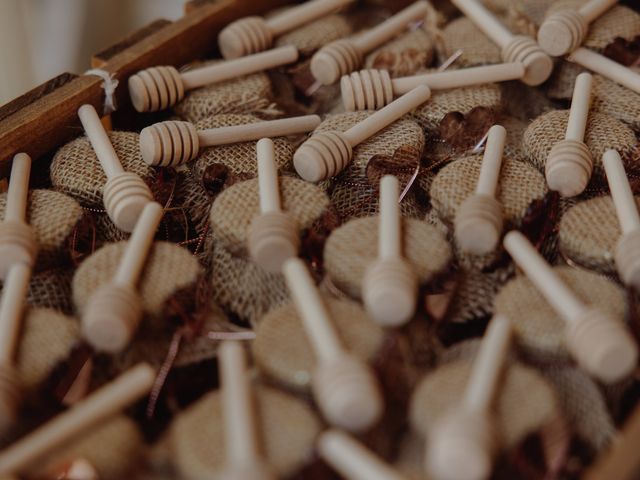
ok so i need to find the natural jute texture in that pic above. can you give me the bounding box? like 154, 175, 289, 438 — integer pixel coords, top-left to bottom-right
191, 114, 295, 181
523, 110, 639, 178
170, 386, 321, 479
591, 74, 640, 132
0, 189, 83, 270
173, 167, 212, 236
324, 217, 451, 299
409, 358, 558, 448
364, 27, 435, 77
253, 298, 385, 392
559, 196, 640, 274
36, 415, 144, 480
51, 131, 157, 207
430, 154, 548, 226
73, 241, 202, 320
25, 268, 74, 315
174, 62, 274, 123
209, 176, 329, 256
209, 235, 289, 327
275, 13, 352, 55
411, 84, 502, 131
16, 308, 79, 390
440, 17, 501, 67
494, 267, 626, 360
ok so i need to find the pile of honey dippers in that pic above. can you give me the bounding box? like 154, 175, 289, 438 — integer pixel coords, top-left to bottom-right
1, 0, 640, 478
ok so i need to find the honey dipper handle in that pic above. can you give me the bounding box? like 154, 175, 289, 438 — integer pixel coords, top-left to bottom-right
180, 45, 299, 90
568, 48, 640, 95
603, 150, 640, 234
503, 231, 585, 324
0, 363, 155, 476
379, 175, 401, 259
197, 115, 321, 147
77, 104, 124, 179
257, 139, 281, 214
449, 0, 514, 48
566, 73, 593, 142
318, 429, 408, 480
220, 341, 261, 466
578, 0, 618, 24
354, 1, 430, 53
266, 0, 354, 37
463, 315, 512, 413
283, 258, 343, 362
5, 154, 31, 224
0, 264, 31, 365
476, 125, 506, 196
113, 202, 163, 287
391, 62, 525, 94
344, 85, 431, 147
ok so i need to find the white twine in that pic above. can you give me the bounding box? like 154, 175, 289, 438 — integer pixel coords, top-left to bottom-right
84, 68, 119, 115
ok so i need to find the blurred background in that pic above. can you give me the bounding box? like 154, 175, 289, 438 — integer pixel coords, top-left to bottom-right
0, 0, 185, 105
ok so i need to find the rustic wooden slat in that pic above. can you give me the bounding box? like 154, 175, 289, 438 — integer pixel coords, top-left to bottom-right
0, 0, 290, 176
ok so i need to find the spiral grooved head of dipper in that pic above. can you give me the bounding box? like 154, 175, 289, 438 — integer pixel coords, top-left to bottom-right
218, 17, 273, 59
293, 131, 352, 182
537, 10, 588, 57
341, 69, 394, 111
311, 40, 363, 86
128, 66, 185, 112
501, 36, 553, 86
140, 120, 200, 167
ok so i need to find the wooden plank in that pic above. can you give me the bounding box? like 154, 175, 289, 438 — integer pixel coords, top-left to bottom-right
91, 19, 172, 68
0, 0, 290, 175
584, 403, 640, 480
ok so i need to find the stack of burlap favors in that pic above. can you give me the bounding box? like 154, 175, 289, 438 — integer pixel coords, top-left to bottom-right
2, 0, 640, 479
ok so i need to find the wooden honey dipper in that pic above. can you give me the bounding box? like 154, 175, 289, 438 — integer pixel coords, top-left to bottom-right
454, 125, 506, 255
603, 149, 640, 291
128, 45, 299, 112
0, 263, 31, 434
283, 257, 384, 432
318, 429, 409, 480
139, 114, 321, 167
341, 62, 525, 111
78, 104, 153, 232
0, 363, 155, 476
426, 315, 512, 480
567, 47, 640, 95
503, 230, 638, 383
449, 0, 553, 86
294, 85, 431, 182
537, 0, 618, 56
310, 0, 430, 85
362, 175, 417, 327
545, 72, 593, 197
0, 153, 37, 279
218, 342, 276, 480
81, 202, 163, 353
218, 0, 354, 59
247, 139, 299, 273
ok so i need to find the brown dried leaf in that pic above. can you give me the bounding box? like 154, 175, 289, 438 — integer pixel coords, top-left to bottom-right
603, 35, 640, 67
366, 145, 421, 187
439, 106, 497, 151
201, 163, 239, 196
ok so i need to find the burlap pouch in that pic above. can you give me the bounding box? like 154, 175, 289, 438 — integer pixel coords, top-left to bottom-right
25, 268, 74, 315
172, 166, 212, 237
209, 176, 329, 256
523, 110, 639, 180
0, 189, 83, 271
191, 114, 295, 183
34, 415, 144, 480
364, 27, 435, 77
51, 131, 157, 208
409, 353, 559, 449
429, 154, 548, 270
73, 241, 202, 324
324, 216, 451, 299
275, 14, 352, 56
545, 3, 640, 51
169, 385, 321, 479
314, 112, 426, 220
16, 308, 79, 391
558, 195, 639, 275
253, 298, 385, 392
173, 61, 276, 123
209, 234, 289, 327
411, 84, 503, 132
545, 61, 586, 101
494, 266, 626, 362
440, 17, 502, 67
507, 0, 557, 27
591, 74, 640, 132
